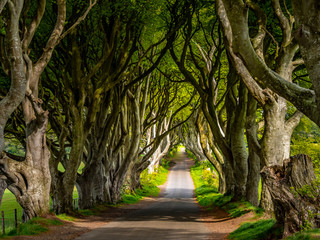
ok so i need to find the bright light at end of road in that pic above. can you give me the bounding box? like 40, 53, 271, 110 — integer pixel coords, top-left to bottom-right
179, 147, 185, 152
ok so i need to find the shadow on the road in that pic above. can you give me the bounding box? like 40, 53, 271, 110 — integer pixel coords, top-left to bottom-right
83, 226, 211, 240
118, 198, 232, 224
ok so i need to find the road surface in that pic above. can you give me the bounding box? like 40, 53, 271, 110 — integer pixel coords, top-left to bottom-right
76, 153, 210, 240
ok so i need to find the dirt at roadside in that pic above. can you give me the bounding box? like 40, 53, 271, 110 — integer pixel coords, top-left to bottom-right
200, 206, 255, 240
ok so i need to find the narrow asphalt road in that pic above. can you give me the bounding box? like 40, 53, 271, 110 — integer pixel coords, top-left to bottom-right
75, 153, 210, 240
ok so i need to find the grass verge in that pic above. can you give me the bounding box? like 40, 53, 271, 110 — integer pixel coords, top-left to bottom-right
121, 163, 170, 205
228, 219, 282, 240
190, 163, 263, 217
1, 217, 63, 237
229, 222, 320, 240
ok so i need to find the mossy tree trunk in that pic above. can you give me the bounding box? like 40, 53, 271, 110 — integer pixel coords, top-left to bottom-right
261, 154, 320, 238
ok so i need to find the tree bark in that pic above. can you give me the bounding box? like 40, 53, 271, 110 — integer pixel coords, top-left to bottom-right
245, 96, 260, 206
0, 180, 7, 207
51, 116, 85, 213
76, 159, 106, 209
261, 154, 319, 238
196, 111, 225, 193
0, 92, 51, 222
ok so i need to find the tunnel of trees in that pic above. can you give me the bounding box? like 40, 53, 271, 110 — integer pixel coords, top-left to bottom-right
0, 0, 319, 238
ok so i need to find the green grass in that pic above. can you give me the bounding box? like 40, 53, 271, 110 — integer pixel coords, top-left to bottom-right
285, 229, 320, 240
1, 217, 63, 237
0, 190, 23, 234
190, 164, 263, 217
0, 190, 23, 217
121, 164, 170, 205
228, 219, 281, 240
229, 220, 320, 240
56, 213, 77, 222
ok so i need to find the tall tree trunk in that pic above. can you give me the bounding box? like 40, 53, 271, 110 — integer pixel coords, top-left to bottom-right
225, 74, 248, 200
260, 97, 302, 211
196, 112, 225, 193
223, 158, 235, 196
76, 159, 106, 209
260, 98, 286, 212
245, 96, 260, 206
51, 114, 85, 213
130, 162, 147, 192
50, 177, 74, 214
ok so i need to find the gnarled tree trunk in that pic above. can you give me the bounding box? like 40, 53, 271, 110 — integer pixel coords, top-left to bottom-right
76, 159, 106, 209
0, 96, 51, 222
261, 154, 320, 238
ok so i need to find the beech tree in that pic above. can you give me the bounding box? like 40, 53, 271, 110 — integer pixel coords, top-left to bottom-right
217, 0, 307, 210
0, 1, 318, 232
216, 0, 319, 127
0, 0, 96, 220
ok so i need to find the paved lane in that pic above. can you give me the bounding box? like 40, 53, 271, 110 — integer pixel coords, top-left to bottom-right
76, 154, 209, 240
